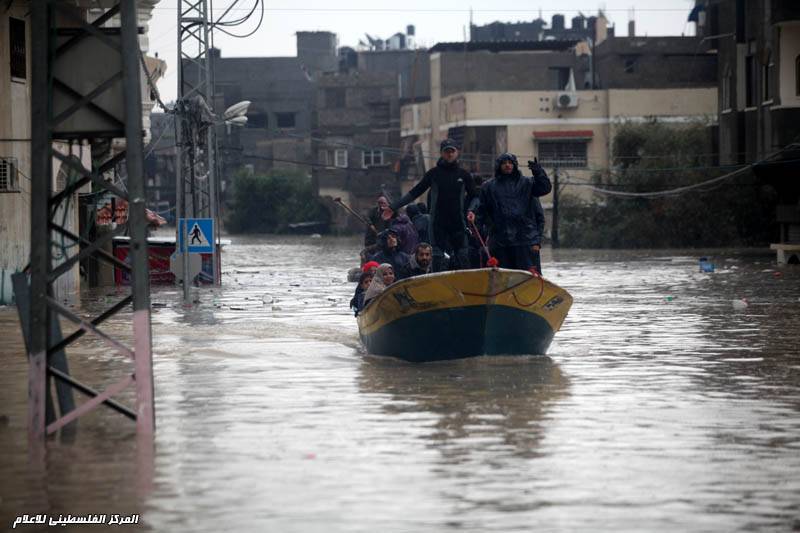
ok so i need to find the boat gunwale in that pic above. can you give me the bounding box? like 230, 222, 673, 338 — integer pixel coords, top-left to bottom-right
358, 267, 544, 315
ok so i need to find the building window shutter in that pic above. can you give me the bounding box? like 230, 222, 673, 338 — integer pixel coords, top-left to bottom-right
536, 141, 588, 168
0, 157, 20, 192
9, 17, 26, 80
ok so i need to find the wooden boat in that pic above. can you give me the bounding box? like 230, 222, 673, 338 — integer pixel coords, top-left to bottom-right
357, 268, 572, 362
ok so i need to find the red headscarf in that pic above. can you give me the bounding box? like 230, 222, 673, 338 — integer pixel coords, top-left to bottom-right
361, 261, 380, 273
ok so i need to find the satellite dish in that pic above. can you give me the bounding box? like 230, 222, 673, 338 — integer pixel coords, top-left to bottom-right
223, 100, 251, 119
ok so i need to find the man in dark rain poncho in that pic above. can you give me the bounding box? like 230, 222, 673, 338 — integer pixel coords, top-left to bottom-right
468, 153, 551, 272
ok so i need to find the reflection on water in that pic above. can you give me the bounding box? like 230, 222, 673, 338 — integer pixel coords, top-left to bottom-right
359, 356, 568, 462
1, 237, 800, 532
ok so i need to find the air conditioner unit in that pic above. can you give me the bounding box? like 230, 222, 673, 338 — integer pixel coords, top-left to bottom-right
556, 92, 579, 109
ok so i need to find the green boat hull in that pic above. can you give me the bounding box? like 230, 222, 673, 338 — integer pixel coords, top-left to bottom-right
360, 304, 555, 363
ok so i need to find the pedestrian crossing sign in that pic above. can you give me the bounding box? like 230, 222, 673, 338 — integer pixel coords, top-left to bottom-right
179, 218, 214, 253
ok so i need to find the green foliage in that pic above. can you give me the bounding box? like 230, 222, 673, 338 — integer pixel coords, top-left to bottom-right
225, 170, 330, 234
560, 121, 778, 248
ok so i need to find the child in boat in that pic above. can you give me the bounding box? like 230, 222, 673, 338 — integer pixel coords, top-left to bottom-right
350, 270, 374, 316
363, 263, 396, 307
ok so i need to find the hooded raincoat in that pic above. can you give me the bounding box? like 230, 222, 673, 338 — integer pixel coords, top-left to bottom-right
475, 154, 552, 247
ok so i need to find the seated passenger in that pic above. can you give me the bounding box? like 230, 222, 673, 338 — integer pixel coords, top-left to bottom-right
398, 242, 432, 279
406, 203, 430, 245
390, 208, 418, 255
350, 270, 374, 316
369, 229, 410, 274
363, 263, 396, 306
361, 260, 380, 275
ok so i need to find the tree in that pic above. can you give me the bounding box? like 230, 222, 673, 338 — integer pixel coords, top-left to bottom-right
225, 170, 330, 234
559, 121, 777, 248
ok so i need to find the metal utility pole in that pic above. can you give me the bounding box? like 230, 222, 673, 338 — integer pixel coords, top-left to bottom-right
26, 0, 154, 448
551, 166, 560, 248
176, 0, 220, 303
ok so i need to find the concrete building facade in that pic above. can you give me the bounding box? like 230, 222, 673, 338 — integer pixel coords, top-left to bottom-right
0, 1, 163, 304
698, 0, 800, 248
594, 36, 718, 90
400, 38, 718, 226
312, 48, 432, 232
174, 31, 339, 213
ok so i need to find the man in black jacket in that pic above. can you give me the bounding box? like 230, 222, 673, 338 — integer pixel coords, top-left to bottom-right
383, 139, 477, 271
468, 153, 552, 272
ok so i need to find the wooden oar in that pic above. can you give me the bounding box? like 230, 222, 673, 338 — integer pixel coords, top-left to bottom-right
333, 197, 377, 235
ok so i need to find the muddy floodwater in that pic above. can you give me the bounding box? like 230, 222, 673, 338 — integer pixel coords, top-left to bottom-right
1, 236, 799, 532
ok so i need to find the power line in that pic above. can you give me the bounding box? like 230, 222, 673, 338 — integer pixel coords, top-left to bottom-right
240, 153, 371, 172
280, 131, 754, 174
145, 115, 176, 159
153, 6, 695, 13
213, 0, 265, 39
147, 129, 796, 199
139, 49, 170, 112
563, 147, 797, 199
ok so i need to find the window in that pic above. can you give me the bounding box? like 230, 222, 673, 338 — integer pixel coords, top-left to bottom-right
537, 141, 588, 168
318, 150, 330, 167
623, 55, 637, 74
763, 50, 773, 102
325, 88, 346, 108
745, 54, 756, 107
362, 150, 384, 168
796, 55, 800, 96
276, 112, 295, 128
0, 157, 20, 192
548, 67, 571, 90
334, 149, 348, 168
369, 102, 390, 124
722, 66, 732, 110
247, 112, 268, 128
9, 17, 26, 80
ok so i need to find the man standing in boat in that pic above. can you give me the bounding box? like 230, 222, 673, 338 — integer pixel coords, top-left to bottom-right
467, 153, 552, 272
383, 139, 478, 272
364, 195, 393, 249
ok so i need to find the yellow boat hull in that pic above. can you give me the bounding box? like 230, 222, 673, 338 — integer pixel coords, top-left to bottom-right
357, 268, 572, 362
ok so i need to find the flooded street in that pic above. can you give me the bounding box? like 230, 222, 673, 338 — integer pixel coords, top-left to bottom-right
1, 236, 799, 532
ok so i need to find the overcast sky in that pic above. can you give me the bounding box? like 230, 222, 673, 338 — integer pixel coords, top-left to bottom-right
146, 0, 699, 103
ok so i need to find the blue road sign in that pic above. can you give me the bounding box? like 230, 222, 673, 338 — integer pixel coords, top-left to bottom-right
178, 218, 214, 253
